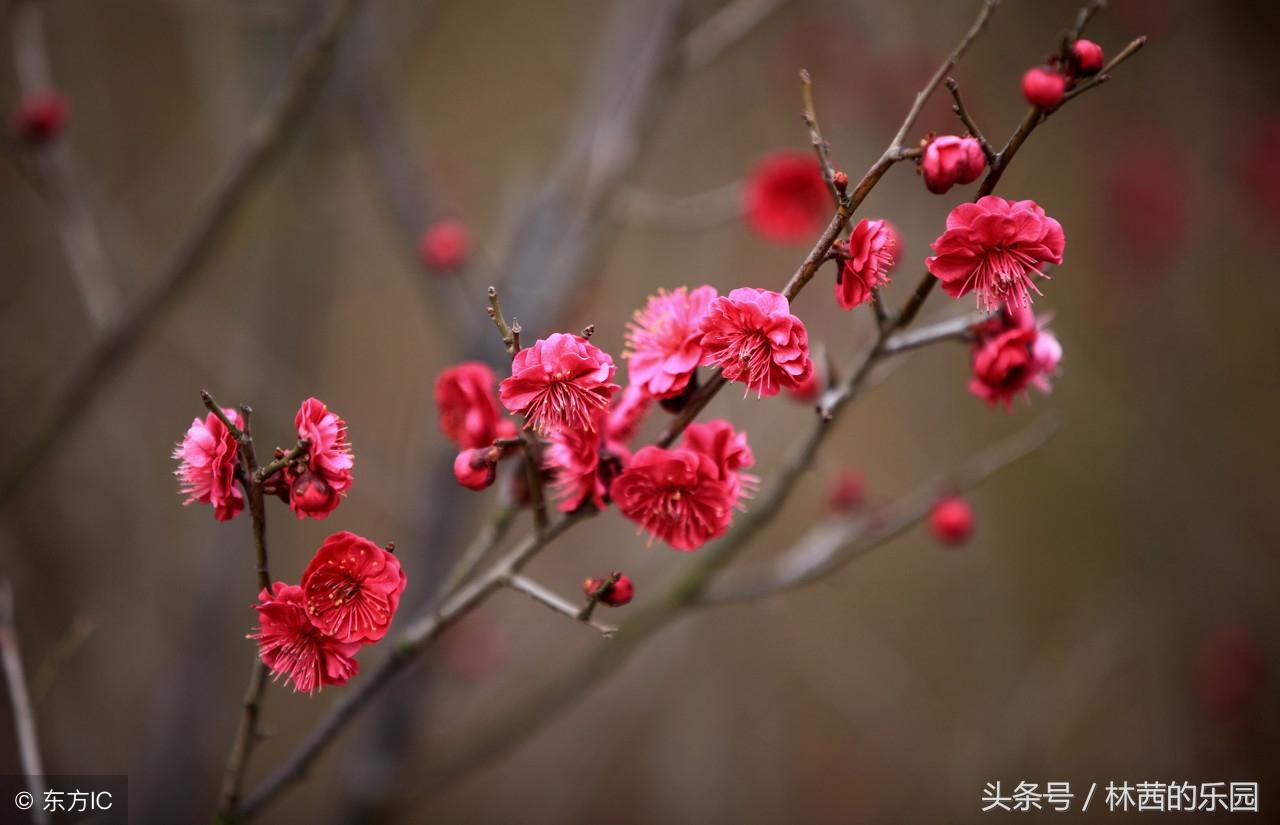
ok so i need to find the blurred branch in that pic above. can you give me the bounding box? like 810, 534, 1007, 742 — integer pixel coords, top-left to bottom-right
615, 180, 742, 231
0, 581, 49, 825
10, 0, 120, 328
705, 415, 1059, 602
880, 310, 987, 356
0, 0, 366, 512
29, 616, 95, 706
680, 0, 787, 70
503, 574, 617, 637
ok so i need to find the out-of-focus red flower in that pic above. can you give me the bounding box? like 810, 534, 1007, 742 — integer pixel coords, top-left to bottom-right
699, 287, 814, 397
251, 582, 361, 694
926, 196, 1065, 312
610, 445, 736, 551
15, 90, 69, 145
1194, 624, 1265, 719
1021, 67, 1065, 110
826, 467, 866, 513
1105, 139, 1192, 274
499, 333, 618, 436
921, 135, 986, 194
436, 362, 516, 450
836, 218, 899, 310
1239, 119, 1280, 224
929, 497, 974, 546
300, 531, 406, 645
742, 152, 829, 243
173, 409, 244, 522
624, 286, 717, 399
419, 219, 470, 271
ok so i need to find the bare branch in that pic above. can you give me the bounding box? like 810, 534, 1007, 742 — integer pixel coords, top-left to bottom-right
945, 76, 996, 163
680, 0, 788, 70
10, 0, 120, 329
0, 581, 49, 825
504, 574, 617, 637
881, 311, 988, 356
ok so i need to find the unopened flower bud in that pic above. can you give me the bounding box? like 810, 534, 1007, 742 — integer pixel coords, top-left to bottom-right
929, 496, 974, 546
583, 573, 633, 607
453, 448, 496, 491
825, 467, 865, 513
16, 90, 69, 145
288, 468, 340, 519
1070, 39, 1105, 76
921, 135, 986, 194
832, 170, 849, 193
419, 218, 470, 272
1021, 66, 1066, 110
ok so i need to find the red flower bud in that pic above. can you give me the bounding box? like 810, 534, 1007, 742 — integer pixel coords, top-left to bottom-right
832, 170, 849, 192
288, 468, 342, 520
1071, 39, 1105, 76
920, 135, 986, 194
825, 467, 865, 513
1021, 67, 1066, 110
929, 496, 974, 546
419, 218, 470, 271
16, 90, 69, 146
453, 448, 496, 491
583, 574, 633, 607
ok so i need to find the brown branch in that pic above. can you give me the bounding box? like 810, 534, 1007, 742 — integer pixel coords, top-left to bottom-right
504, 574, 617, 637
704, 415, 1060, 603
880, 310, 988, 356
10, 0, 120, 329
0, 0, 366, 512
0, 581, 49, 825
253, 438, 310, 484
945, 76, 996, 163
205, 393, 275, 822
800, 68, 839, 199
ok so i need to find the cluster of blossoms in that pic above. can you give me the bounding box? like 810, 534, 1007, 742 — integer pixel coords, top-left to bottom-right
429, 34, 1099, 583
1021, 38, 1106, 110
172, 397, 354, 521
173, 398, 406, 693
251, 532, 406, 693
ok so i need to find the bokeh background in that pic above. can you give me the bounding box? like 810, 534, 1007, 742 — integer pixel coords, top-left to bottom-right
1, 0, 1277, 823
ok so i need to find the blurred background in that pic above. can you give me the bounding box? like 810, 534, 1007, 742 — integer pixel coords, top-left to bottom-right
1, 0, 1277, 822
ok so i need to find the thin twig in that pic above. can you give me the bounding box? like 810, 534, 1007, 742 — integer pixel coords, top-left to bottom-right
10, 0, 120, 328
486, 286, 516, 357
577, 572, 621, 622
504, 574, 617, 637
0, 0, 366, 512
800, 68, 839, 199
0, 581, 49, 825
945, 77, 996, 163
1059, 36, 1148, 105
880, 310, 988, 356
434, 502, 519, 603
680, 0, 788, 70
253, 439, 310, 483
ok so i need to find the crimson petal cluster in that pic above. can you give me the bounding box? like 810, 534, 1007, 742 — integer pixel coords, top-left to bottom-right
251, 531, 406, 694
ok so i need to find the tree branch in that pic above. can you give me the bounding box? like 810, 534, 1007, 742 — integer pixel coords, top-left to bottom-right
0, 581, 49, 825
503, 574, 617, 637
10, 0, 120, 329
945, 76, 996, 163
